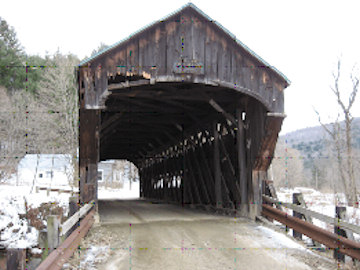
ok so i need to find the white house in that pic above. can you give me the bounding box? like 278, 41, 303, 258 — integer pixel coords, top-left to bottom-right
17, 154, 73, 186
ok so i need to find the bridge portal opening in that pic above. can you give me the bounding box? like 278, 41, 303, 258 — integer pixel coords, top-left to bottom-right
97, 159, 140, 200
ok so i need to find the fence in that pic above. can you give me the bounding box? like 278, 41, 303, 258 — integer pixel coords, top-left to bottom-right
36, 200, 95, 270
35, 186, 79, 196
262, 193, 360, 263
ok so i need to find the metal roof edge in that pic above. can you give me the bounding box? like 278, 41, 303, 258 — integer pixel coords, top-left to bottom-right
80, 2, 291, 86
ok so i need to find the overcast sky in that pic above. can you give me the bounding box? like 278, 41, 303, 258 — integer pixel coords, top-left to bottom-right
2, 0, 360, 134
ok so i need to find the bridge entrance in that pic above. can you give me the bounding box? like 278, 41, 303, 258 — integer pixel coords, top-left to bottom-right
78, 3, 289, 219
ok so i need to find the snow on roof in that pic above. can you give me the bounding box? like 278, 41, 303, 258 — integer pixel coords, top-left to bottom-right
18, 154, 72, 171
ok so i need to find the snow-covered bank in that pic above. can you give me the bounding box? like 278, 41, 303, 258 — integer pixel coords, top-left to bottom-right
0, 184, 72, 248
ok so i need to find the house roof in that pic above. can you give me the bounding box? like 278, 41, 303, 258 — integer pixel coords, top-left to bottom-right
18, 154, 72, 171
80, 3, 290, 85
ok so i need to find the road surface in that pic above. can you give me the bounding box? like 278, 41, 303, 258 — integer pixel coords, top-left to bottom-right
66, 199, 340, 270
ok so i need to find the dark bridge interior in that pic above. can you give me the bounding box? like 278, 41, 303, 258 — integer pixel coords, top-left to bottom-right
78, 3, 289, 219
101, 83, 255, 161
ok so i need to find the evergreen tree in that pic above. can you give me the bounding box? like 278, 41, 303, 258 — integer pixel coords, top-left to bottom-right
0, 17, 25, 92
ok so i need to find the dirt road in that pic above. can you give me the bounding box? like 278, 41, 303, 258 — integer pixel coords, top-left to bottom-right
66, 199, 340, 270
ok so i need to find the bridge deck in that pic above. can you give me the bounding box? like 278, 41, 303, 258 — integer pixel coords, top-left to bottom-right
72, 199, 338, 270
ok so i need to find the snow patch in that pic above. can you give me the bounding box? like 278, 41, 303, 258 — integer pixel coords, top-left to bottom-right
0, 184, 72, 248
79, 246, 110, 270
256, 226, 306, 250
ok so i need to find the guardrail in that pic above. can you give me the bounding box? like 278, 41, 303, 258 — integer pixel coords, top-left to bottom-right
263, 195, 360, 235
262, 195, 360, 262
36, 200, 95, 270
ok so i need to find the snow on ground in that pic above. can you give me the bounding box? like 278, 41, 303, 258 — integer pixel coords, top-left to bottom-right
98, 181, 139, 200
277, 187, 360, 242
256, 225, 306, 250
0, 183, 73, 248
77, 245, 110, 270
0, 177, 139, 249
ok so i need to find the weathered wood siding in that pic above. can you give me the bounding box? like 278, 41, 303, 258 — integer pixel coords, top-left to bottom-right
79, 7, 286, 113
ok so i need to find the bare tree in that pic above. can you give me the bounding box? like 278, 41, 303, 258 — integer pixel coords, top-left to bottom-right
0, 87, 40, 183
36, 52, 79, 188
271, 139, 306, 189
316, 59, 359, 207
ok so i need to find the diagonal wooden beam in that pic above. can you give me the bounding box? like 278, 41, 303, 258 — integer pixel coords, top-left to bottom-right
101, 112, 123, 132
208, 99, 237, 126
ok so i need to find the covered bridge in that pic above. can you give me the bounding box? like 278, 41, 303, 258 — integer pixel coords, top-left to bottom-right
78, 3, 290, 218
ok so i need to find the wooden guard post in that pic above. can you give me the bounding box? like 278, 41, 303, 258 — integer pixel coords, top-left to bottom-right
6, 249, 26, 270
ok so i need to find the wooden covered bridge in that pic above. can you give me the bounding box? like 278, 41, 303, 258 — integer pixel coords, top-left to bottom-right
78, 3, 290, 219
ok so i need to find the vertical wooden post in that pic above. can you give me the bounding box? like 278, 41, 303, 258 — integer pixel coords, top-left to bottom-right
182, 147, 188, 205
236, 109, 247, 216
79, 109, 100, 204
213, 122, 222, 208
6, 249, 26, 270
38, 229, 48, 260
334, 206, 347, 262
69, 196, 79, 217
249, 170, 262, 220
164, 158, 168, 202
292, 193, 303, 239
47, 215, 59, 253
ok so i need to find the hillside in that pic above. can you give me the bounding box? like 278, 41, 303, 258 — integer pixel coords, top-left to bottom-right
273, 117, 360, 191
280, 117, 360, 160
281, 117, 360, 147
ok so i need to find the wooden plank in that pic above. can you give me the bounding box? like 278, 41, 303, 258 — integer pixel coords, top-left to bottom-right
60, 200, 94, 236
208, 99, 237, 126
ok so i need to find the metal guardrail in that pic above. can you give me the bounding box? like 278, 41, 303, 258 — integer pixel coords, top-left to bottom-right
263, 195, 360, 235
261, 203, 360, 261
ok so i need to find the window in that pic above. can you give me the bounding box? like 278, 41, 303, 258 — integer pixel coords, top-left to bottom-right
39, 173, 43, 178
97, 170, 104, 182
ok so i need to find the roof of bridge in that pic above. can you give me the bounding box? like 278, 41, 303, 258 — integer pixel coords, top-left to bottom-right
80, 3, 290, 85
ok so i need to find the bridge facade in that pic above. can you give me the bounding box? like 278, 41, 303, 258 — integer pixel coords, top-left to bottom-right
78, 3, 289, 218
